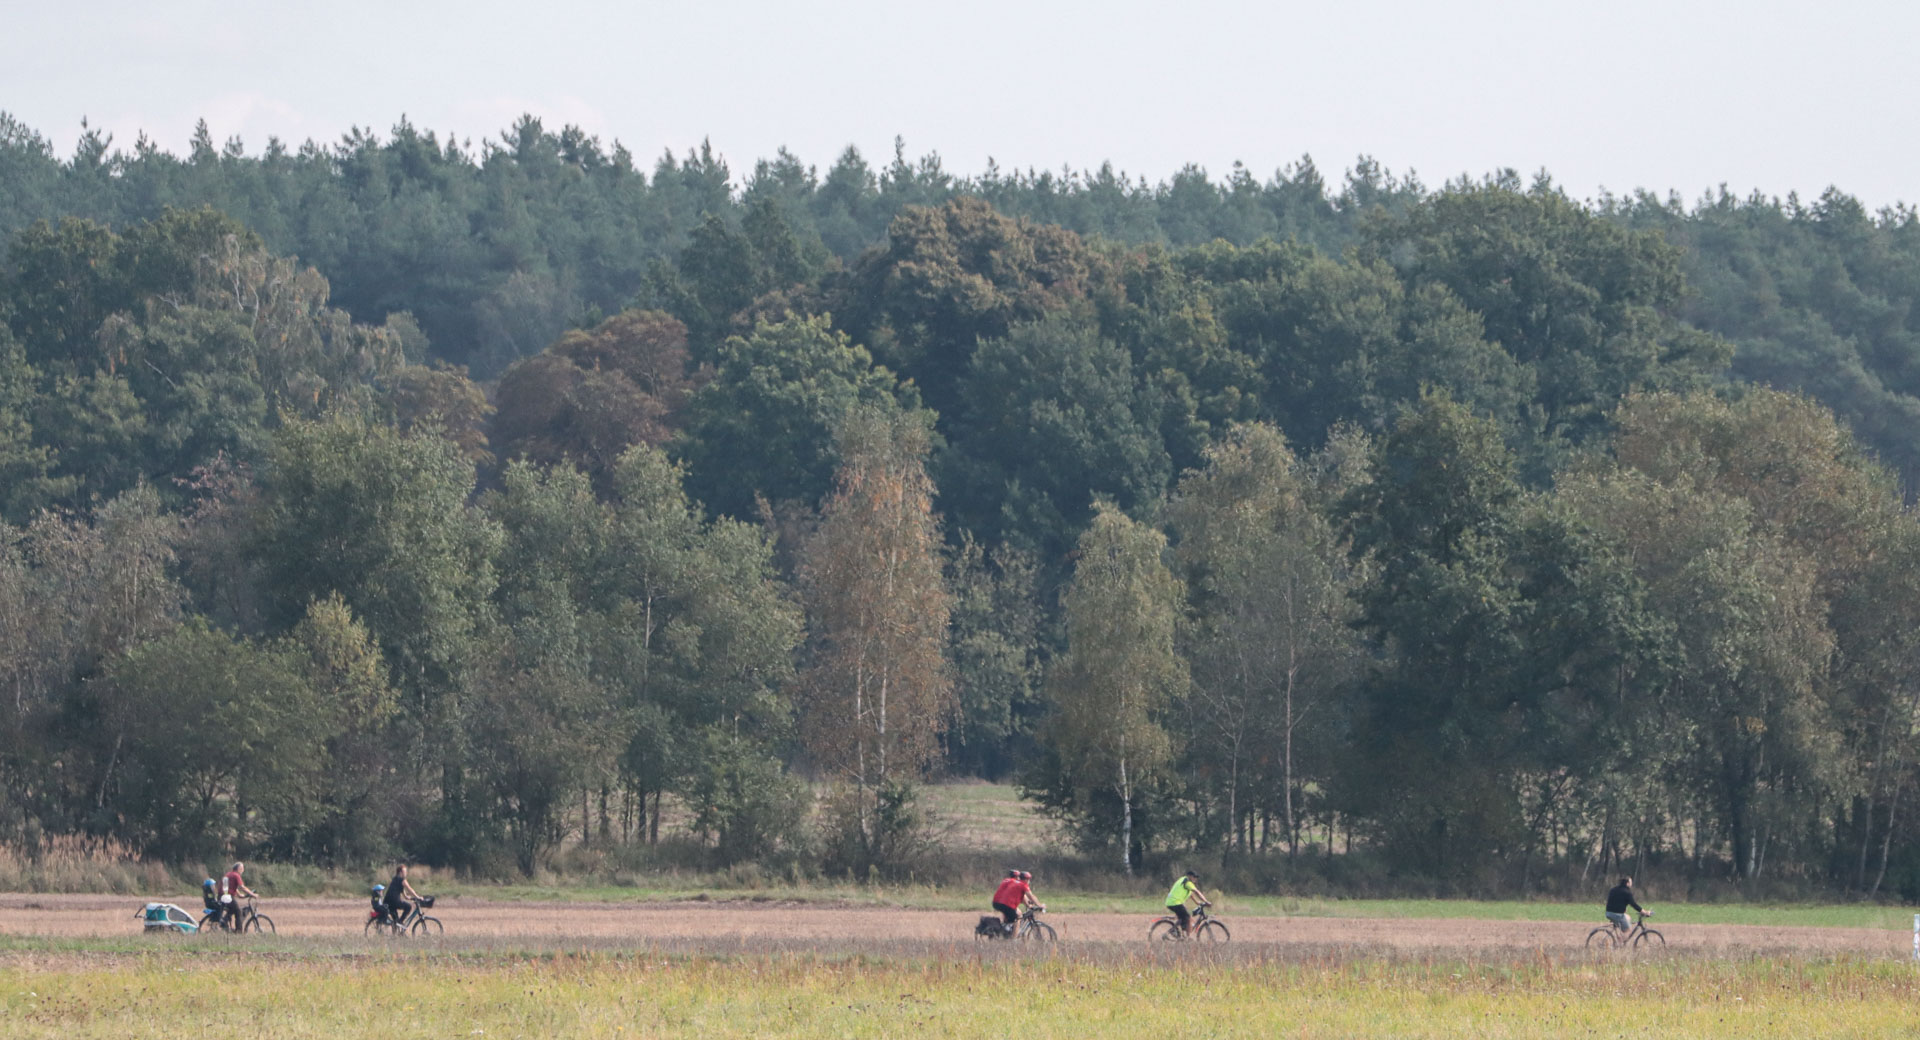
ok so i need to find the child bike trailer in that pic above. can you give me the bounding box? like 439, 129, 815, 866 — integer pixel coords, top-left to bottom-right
137, 903, 201, 934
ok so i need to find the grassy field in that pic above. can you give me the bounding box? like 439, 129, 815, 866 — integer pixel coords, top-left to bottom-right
0, 942, 1915, 1039
920, 779, 1067, 851
8, 786, 1917, 1037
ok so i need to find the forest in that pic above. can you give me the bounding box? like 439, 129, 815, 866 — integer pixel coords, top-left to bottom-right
4, 112, 1920, 895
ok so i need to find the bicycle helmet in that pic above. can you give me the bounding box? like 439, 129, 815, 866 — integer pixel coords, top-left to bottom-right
1019, 871, 1032, 881
372, 884, 386, 894
202, 878, 215, 891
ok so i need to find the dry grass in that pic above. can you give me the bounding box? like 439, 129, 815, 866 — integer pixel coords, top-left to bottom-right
918, 780, 1066, 852
0, 840, 176, 895
0, 941, 1915, 1038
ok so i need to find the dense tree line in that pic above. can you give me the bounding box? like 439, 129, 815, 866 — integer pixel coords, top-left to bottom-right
6, 113, 1918, 488
5, 113, 1920, 893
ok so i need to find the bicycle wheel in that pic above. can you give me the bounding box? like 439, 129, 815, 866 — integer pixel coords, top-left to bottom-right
1632, 928, 1664, 949
365, 918, 393, 938
1021, 921, 1057, 942
245, 913, 275, 935
1585, 927, 1617, 950
200, 916, 225, 937
410, 915, 443, 937
1148, 918, 1181, 943
1195, 919, 1230, 942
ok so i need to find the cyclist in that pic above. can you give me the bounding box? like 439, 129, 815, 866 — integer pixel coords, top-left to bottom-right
1604, 876, 1649, 935
221, 862, 257, 928
200, 878, 220, 925
1017, 871, 1043, 924
989, 869, 1031, 937
1165, 869, 1210, 937
370, 884, 391, 924
384, 863, 424, 924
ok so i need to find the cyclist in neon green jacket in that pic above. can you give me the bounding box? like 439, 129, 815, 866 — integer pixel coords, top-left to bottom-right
1165, 869, 1211, 936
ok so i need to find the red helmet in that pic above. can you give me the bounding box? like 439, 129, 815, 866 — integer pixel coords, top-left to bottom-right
1018, 870, 1032, 881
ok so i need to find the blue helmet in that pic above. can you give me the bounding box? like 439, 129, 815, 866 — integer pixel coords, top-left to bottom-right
372, 884, 386, 893
202, 878, 215, 890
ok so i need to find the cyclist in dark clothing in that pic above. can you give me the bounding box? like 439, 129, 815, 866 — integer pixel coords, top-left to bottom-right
1603, 876, 1649, 934
384, 863, 422, 923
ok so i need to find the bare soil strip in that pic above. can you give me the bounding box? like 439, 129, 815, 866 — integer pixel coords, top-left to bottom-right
1, 893, 1906, 956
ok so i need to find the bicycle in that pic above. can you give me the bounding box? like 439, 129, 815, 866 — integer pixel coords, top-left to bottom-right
1011, 906, 1058, 941
1584, 909, 1662, 950
1014, 905, 1058, 941
1148, 903, 1229, 943
200, 897, 275, 936
366, 895, 442, 937
974, 904, 1057, 942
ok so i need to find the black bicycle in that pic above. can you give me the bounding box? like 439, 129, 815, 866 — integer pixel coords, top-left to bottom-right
1585, 909, 1662, 950
1149, 903, 1229, 943
366, 895, 442, 938
975, 905, 1057, 942
1013, 906, 1059, 941
200, 897, 275, 936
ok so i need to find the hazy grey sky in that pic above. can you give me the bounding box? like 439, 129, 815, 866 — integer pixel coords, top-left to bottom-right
5, 0, 1914, 206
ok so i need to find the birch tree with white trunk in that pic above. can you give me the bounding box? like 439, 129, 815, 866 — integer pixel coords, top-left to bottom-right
1046, 501, 1186, 874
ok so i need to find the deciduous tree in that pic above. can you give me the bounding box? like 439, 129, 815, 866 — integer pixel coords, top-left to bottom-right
1044, 501, 1187, 872
798, 406, 953, 873
1170, 423, 1358, 854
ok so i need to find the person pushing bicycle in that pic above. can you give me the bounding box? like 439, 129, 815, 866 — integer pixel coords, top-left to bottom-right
1604, 876, 1649, 934
1166, 869, 1210, 936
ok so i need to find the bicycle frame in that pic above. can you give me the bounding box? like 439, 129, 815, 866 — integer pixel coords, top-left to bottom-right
1154, 904, 1213, 933
375, 895, 435, 931
202, 897, 260, 932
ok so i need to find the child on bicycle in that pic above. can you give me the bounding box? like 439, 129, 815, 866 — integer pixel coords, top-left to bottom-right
1166, 869, 1210, 936
1604, 876, 1649, 934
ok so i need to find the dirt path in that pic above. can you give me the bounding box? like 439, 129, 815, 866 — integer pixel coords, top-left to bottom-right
2, 894, 1907, 956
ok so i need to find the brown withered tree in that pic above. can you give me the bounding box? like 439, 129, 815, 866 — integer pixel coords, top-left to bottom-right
489, 309, 695, 486
798, 405, 953, 873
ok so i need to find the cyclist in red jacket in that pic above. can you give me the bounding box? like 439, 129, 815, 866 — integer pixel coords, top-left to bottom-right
219, 862, 257, 928
990, 870, 1039, 937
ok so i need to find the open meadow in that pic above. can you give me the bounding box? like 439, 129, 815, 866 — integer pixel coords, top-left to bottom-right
6, 778, 1920, 1037
0, 893, 1912, 955
1, 934, 1918, 1039
2, 892, 1919, 1038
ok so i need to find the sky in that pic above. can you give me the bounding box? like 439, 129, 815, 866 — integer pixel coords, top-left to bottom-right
3, 0, 1914, 207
